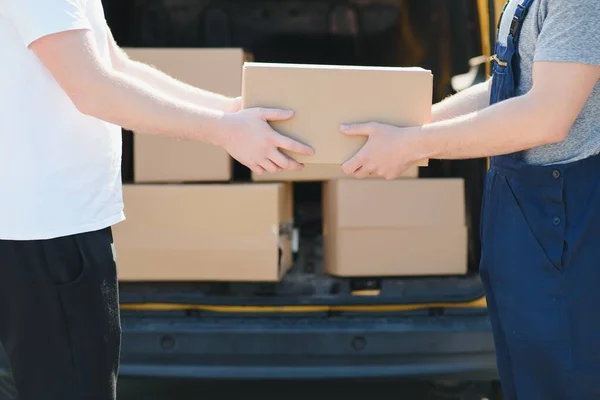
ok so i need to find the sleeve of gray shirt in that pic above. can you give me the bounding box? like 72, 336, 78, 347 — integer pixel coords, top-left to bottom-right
534, 0, 600, 66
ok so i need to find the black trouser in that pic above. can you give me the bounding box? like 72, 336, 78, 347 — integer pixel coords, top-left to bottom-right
0, 227, 121, 400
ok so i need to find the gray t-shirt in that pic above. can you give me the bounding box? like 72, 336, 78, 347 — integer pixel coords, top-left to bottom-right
496, 0, 600, 165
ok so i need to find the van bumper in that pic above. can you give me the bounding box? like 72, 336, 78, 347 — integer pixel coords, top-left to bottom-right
111, 310, 497, 381
0, 311, 496, 381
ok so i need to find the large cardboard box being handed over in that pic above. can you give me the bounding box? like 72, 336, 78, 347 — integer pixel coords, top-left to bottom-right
242, 62, 432, 168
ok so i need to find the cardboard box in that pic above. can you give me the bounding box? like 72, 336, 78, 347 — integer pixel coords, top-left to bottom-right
124, 48, 249, 183
242, 62, 432, 166
112, 183, 293, 282
323, 179, 467, 277
251, 163, 419, 181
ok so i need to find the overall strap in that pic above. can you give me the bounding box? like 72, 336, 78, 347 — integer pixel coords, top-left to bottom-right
494, 1, 510, 46
508, 0, 535, 43
493, 0, 536, 45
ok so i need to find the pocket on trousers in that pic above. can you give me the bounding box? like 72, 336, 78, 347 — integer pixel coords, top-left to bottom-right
485, 174, 563, 340
41, 235, 87, 287
503, 176, 562, 272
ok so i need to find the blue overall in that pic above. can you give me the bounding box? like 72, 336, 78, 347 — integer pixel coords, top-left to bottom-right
480, 0, 600, 398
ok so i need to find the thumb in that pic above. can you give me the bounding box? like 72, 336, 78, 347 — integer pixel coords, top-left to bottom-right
257, 108, 294, 121
340, 123, 373, 136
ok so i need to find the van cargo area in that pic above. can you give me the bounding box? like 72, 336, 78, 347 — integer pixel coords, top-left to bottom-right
103, 0, 489, 308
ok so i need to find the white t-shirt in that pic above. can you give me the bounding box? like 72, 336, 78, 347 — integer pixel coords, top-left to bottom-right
0, 0, 124, 240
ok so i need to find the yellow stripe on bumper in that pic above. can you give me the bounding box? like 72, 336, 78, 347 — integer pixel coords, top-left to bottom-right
120, 296, 487, 313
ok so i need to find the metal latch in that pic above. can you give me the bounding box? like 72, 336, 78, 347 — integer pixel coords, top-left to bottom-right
488, 54, 507, 67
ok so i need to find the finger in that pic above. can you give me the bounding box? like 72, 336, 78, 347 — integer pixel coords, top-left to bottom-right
249, 164, 266, 175
260, 159, 281, 174
256, 108, 294, 121
342, 152, 364, 175
272, 134, 314, 156
354, 166, 370, 179
269, 149, 303, 171
340, 122, 376, 136
364, 164, 378, 174
385, 166, 407, 180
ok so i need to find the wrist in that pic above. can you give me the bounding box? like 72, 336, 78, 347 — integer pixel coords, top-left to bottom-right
405, 125, 440, 162
224, 96, 242, 113
207, 110, 232, 148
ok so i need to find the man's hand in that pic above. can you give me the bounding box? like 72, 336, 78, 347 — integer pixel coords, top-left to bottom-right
219, 108, 314, 175
340, 123, 426, 180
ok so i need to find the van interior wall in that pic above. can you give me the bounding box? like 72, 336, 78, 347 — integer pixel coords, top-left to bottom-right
103, 0, 487, 303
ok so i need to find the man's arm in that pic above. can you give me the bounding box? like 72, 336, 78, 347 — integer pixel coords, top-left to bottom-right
107, 30, 239, 113
431, 79, 492, 123
416, 61, 598, 159
340, 0, 600, 179
30, 30, 313, 174
340, 61, 599, 178
34, 30, 223, 141
405, 0, 600, 160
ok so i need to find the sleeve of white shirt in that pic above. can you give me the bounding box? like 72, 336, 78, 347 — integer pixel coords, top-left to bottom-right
5, 0, 92, 47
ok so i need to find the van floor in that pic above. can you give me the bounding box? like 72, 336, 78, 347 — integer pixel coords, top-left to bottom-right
118, 232, 485, 307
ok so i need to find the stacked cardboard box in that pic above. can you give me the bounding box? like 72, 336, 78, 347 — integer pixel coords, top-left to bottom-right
114, 183, 293, 281
323, 179, 467, 277
124, 48, 248, 183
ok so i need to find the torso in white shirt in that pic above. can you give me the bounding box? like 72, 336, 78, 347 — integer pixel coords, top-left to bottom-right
0, 0, 124, 240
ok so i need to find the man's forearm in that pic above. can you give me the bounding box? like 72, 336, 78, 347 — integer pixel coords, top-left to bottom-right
431, 79, 491, 122
121, 59, 236, 112
419, 91, 565, 160
77, 69, 226, 145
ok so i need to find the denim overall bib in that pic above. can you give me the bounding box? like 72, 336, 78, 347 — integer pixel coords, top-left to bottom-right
480, 0, 600, 398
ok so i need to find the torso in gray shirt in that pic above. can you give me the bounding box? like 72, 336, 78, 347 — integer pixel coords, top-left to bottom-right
496, 0, 600, 165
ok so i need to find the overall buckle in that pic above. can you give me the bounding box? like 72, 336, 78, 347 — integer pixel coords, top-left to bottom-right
509, 2, 533, 38
488, 54, 508, 67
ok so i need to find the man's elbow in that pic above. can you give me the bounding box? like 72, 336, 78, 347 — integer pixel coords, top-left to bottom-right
110, 49, 131, 73
544, 127, 570, 145
525, 94, 572, 146
539, 114, 573, 145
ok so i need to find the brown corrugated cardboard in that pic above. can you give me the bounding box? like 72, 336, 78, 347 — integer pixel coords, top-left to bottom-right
242, 62, 432, 166
323, 179, 467, 277
325, 227, 468, 277
112, 183, 293, 282
251, 163, 419, 181
124, 48, 248, 183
